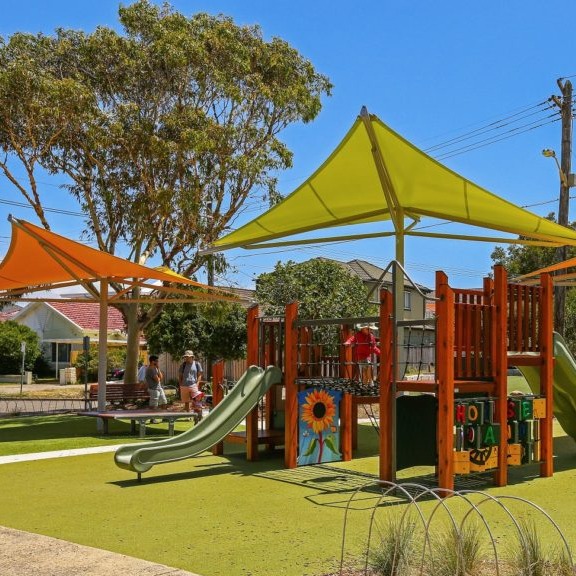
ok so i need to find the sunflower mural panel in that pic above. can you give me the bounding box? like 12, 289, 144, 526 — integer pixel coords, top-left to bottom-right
298, 388, 342, 466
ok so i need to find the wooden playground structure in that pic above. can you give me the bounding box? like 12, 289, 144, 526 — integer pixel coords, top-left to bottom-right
211, 264, 555, 491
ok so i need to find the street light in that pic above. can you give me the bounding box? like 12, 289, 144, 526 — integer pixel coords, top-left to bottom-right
541, 148, 575, 188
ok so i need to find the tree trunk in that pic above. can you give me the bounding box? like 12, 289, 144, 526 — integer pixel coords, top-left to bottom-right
124, 303, 141, 384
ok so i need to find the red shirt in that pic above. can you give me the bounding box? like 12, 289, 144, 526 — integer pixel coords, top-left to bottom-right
345, 330, 380, 361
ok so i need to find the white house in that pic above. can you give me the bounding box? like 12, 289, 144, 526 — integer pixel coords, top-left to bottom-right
12, 301, 131, 377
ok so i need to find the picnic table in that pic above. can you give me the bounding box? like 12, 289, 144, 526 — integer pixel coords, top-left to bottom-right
82, 410, 198, 438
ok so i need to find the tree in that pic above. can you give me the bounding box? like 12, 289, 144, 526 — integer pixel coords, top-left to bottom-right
0, 321, 41, 374
255, 258, 374, 351
0, 0, 332, 382
144, 301, 247, 364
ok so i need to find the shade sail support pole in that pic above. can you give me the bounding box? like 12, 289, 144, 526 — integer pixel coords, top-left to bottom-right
97, 279, 109, 432
360, 106, 402, 233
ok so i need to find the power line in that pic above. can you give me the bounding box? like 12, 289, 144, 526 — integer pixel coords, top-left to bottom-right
0, 197, 83, 216
424, 99, 554, 154
434, 115, 560, 161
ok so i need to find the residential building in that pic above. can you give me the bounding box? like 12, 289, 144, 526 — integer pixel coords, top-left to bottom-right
11, 301, 135, 377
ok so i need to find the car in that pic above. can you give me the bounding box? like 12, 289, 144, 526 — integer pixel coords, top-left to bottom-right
109, 367, 125, 380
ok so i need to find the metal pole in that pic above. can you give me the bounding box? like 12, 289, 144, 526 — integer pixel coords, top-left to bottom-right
97, 280, 109, 432
83, 336, 90, 411
19, 341, 26, 395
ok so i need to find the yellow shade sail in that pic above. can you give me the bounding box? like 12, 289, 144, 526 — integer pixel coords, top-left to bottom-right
210, 107, 576, 253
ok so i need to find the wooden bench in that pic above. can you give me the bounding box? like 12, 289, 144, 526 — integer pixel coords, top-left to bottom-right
88, 383, 149, 410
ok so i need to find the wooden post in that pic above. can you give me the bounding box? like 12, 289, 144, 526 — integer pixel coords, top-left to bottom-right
379, 288, 394, 481
341, 325, 354, 379
246, 305, 259, 461
340, 393, 353, 460
247, 305, 259, 365
539, 272, 554, 477
351, 400, 359, 450
436, 271, 455, 492
284, 302, 299, 468
493, 265, 509, 486
211, 360, 225, 456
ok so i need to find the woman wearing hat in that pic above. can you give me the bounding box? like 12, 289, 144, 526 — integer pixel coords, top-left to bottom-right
344, 323, 380, 384
178, 350, 204, 422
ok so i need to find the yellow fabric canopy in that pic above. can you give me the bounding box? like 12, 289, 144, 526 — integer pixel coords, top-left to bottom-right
210, 107, 576, 252
0, 217, 232, 303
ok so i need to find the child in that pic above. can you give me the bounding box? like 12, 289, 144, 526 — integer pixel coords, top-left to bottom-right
192, 389, 205, 423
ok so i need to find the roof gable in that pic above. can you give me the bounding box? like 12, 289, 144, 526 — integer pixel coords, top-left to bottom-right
48, 301, 126, 331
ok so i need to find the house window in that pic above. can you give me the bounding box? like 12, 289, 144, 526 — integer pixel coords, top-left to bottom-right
404, 290, 411, 311
51, 343, 71, 363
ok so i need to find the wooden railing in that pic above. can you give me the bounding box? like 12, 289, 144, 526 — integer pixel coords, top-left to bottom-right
453, 288, 492, 379
507, 283, 542, 353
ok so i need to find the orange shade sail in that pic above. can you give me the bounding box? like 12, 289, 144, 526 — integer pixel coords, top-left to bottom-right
0, 217, 234, 303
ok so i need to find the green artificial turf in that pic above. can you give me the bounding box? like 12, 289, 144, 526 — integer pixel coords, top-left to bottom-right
0, 414, 188, 456
1, 416, 576, 576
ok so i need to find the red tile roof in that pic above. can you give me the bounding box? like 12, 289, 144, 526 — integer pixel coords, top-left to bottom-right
48, 301, 126, 331
0, 305, 23, 321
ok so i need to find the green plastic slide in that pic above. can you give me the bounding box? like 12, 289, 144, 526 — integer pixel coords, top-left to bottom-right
518, 332, 576, 441
114, 365, 283, 474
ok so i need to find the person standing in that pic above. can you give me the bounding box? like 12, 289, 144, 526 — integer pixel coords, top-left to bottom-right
145, 355, 167, 415
137, 360, 147, 384
178, 350, 204, 421
344, 323, 380, 384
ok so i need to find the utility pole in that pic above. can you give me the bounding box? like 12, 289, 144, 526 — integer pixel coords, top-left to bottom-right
550, 79, 573, 335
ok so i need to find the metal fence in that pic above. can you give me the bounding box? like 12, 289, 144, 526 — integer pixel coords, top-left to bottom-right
0, 397, 87, 416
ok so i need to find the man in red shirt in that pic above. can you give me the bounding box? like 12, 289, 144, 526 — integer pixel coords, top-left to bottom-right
344, 323, 380, 384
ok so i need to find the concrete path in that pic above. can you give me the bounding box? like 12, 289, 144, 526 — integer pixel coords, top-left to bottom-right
0, 525, 202, 576
0, 444, 123, 465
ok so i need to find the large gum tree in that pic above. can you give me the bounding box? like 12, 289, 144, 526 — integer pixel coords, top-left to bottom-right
0, 0, 332, 381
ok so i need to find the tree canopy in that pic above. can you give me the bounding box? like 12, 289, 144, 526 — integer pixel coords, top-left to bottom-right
0, 0, 331, 379
144, 301, 247, 364
255, 258, 373, 319
0, 321, 41, 374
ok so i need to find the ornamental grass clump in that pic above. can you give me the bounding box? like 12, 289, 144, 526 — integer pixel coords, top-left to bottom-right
510, 518, 575, 576
430, 520, 484, 576
369, 513, 417, 576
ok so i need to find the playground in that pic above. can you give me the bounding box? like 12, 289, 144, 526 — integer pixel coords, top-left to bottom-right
4, 111, 576, 574
4, 257, 576, 574
2, 410, 576, 576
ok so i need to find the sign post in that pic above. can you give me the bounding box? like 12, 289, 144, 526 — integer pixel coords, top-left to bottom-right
19, 341, 26, 395
83, 336, 90, 410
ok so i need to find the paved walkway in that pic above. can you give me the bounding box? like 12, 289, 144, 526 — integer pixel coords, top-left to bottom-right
0, 444, 122, 465
0, 525, 201, 576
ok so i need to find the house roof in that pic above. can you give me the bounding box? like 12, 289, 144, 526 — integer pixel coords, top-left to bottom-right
220, 286, 256, 305
325, 257, 432, 292
48, 301, 126, 331
0, 304, 23, 322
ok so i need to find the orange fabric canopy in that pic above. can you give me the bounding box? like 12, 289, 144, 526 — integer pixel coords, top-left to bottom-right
0, 217, 232, 303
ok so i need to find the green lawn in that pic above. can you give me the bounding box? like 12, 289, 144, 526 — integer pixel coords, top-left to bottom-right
1, 372, 575, 575
0, 414, 190, 456
1, 413, 576, 576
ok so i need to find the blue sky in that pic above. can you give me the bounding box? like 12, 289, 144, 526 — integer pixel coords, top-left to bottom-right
1, 1, 575, 290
